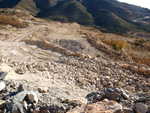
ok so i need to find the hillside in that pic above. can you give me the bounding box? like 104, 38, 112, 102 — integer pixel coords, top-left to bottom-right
0, 0, 150, 33
0, 9, 150, 113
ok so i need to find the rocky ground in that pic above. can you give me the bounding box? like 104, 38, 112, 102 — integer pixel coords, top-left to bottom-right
0, 9, 150, 113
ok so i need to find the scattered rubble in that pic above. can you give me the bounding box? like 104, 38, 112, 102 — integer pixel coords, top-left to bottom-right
0, 76, 149, 112
0, 54, 149, 112
56, 39, 86, 52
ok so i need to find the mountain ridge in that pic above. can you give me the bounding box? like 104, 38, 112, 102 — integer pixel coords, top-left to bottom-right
0, 0, 150, 33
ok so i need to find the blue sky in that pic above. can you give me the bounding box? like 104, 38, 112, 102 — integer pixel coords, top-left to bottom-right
118, 0, 150, 9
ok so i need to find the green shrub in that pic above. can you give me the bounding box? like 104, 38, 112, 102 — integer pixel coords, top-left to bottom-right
114, 44, 120, 51
102, 39, 127, 49
31, 18, 36, 21
10, 10, 16, 15
97, 54, 101, 57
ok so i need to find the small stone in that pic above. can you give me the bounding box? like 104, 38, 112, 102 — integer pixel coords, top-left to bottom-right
147, 79, 150, 86
33, 108, 40, 113
28, 93, 38, 103
30, 108, 34, 113
18, 84, 24, 92
27, 104, 32, 109
2, 87, 8, 93
107, 81, 113, 87
97, 85, 103, 89
135, 103, 148, 113
0, 81, 6, 92
15, 68, 26, 74
132, 66, 138, 71
22, 101, 28, 110
96, 95, 104, 101
73, 98, 87, 106
0, 101, 6, 109
123, 108, 134, 113
148, 90, 150, 96
102, 81, 107, 86
38, 87, 48, 93
136, 97, 146, 102
105, 89, 118, 101
62, 98, 71, 104
144, 86, 149, 92
115, 88, 124, 94
0, 71, 8, 80
122, 93, 129, 100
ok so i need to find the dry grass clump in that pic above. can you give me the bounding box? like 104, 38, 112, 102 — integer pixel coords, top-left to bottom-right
102, 39, 127, 49
133, 57, 150, 66
139, 58, 150, 66
0, 9, 34, 19
69, 52, 81, 57
0, 15, 27, 27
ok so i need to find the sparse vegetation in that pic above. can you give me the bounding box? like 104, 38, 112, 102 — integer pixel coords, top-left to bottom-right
48, 16, 68, 22
31, 18, 36, 21
114, 44, 120, 51
10, 10, 16, 15
97, 54, 101, 57
0, 15, 27, 27
102, 39, 127, 49
139, 58, 150, 66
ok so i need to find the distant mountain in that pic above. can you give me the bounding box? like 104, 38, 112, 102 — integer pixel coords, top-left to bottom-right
0, 0, 39, 15
93, 9, 137, 33
37, 0, 94, 25
0, 0, 150, 33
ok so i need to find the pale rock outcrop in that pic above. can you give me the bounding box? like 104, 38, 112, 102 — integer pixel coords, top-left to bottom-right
67, 99, 123, 113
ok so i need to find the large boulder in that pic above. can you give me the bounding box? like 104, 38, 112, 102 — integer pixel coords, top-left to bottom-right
67, 99, 123, 113
134, 103, 148, 113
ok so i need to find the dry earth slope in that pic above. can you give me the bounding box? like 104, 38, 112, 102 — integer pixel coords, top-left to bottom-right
0, 9, 150, 113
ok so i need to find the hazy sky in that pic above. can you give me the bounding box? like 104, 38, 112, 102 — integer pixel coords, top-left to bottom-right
118, 0, 150, 9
